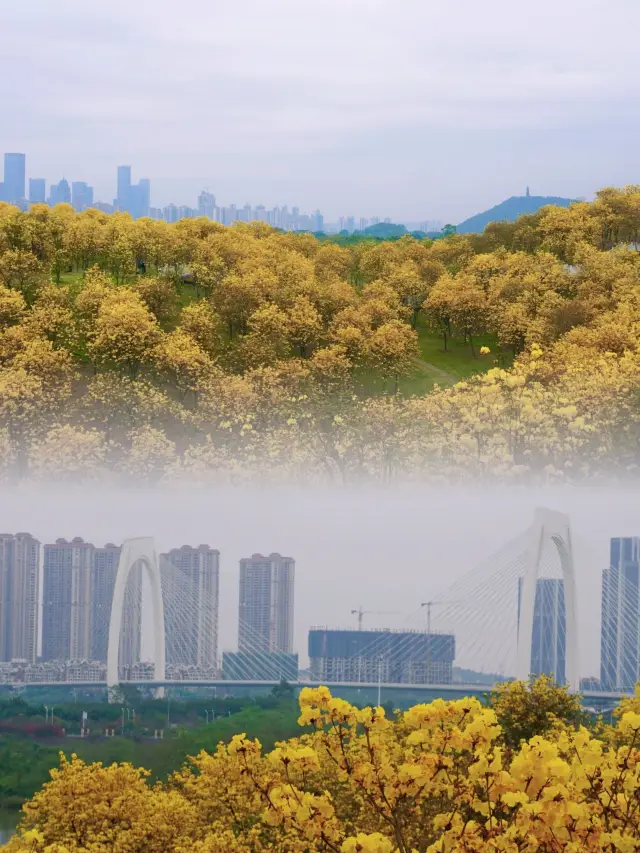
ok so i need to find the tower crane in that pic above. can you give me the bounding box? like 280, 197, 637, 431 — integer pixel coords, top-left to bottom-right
351, 607, 399, 631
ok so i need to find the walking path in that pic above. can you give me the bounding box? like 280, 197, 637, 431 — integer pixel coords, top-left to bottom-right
411, 357, 458, 385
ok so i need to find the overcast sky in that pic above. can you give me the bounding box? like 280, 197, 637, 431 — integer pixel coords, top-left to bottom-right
1, 0, 638, 222
0, 483, 637, 675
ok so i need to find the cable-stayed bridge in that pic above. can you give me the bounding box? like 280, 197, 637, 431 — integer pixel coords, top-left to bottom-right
3, 508, 637, 706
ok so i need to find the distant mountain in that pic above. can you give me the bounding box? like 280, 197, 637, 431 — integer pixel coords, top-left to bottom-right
456, 193, 577, 235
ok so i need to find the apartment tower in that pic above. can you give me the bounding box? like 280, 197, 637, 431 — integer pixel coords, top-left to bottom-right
238, 553, 295, 654
0, 533, 41, 663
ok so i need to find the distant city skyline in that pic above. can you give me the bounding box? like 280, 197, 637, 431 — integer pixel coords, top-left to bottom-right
2, 1, 636, 224
0, 152, 447, 232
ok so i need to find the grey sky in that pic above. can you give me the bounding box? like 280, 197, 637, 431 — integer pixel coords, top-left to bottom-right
0, 484, 635, 674
2, 0, 639, 221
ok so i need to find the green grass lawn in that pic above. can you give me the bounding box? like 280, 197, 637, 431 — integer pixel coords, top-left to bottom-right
52, 274, 512, 399
357, 326, 514, 398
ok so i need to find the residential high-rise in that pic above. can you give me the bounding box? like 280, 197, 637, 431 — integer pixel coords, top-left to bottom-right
518, 577, 566, 685
601, 537, 640, 691
48, 179, 71, 206
90, 544, 121, 662
29, 178, 46, 204
238, 553, 295, 654
3, 153, 26, 203
163, 203, 179, 223
42, 538, 94, 661
0, 533, 40, 663
162, 545, 220, 667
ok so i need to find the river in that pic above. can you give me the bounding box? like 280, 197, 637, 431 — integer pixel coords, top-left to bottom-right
0, 810, 19, 846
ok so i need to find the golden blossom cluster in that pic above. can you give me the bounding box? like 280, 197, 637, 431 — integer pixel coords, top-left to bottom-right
0, 187, 640, 483
7, 680, 640, 853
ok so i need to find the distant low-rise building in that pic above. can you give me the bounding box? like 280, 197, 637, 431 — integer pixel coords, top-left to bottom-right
308, 628, 455, 684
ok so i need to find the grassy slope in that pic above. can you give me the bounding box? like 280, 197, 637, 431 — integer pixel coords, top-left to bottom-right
58, 272, 506, 398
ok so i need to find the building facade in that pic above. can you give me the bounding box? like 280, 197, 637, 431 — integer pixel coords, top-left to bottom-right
238, 553, 295, 655
90, 544, 121, 662
115, 166, 149, 218
0, 533, 41, 663
162, 545, 220, 667
71, 181, 94, 212
3, 153, 26, 203
48, 179, 71, 206
42, 538, 95, 661
601, 537, 640, 691
198, 190, 216, 218
28, 178, 46, 204
308, 628, 455, 684
518, 577, 566, 685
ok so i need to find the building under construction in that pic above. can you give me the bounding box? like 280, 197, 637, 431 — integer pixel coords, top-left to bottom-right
308, 628, 455, 685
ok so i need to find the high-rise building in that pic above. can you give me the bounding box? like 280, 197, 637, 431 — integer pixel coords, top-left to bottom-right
29, 178, 46, 205
3, 153, 26, 203
308, 628, 455, 684
115, 166, 149, 219
48, 179, 71, 207
71, 181, 94, 212
601, 537, 640, 691
163, 204, 179, 223
162, 545, 220, 667
238, 553, 295, 654
42, 538, 94, 661
116, 165, 131, 210
138, 178, 150, 216
518, 577, 566, 685
90, 544, 121, 662
314, 210, 324, 232
0, 533, 40, 663
198, 190, 216, 219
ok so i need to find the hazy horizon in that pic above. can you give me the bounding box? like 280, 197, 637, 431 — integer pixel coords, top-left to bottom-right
2, 0, 638, 221
0, 483, 637, 674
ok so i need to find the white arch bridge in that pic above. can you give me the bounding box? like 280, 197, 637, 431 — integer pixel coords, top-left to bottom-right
12, 507, 627, 702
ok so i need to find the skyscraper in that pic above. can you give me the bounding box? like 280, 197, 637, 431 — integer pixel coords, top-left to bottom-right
117, 165, 131, 210
238, 553, 295, 654
90, 544, 121, 662
601, 537, 640, 691
198, 191, 216, 219
0, 533, 40, 663
48, 179, 71, 206
71, 181, 94, 212
42, 538, 94, 661
29, 178, 46, 204
3, 153, 26, 203
518, 577, 566, 685
116, 166, 149, 219
138, 178, 150, 211
162, 545, 220, 667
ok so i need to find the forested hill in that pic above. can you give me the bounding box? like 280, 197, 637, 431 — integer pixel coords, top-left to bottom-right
456, 194, 576, 234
